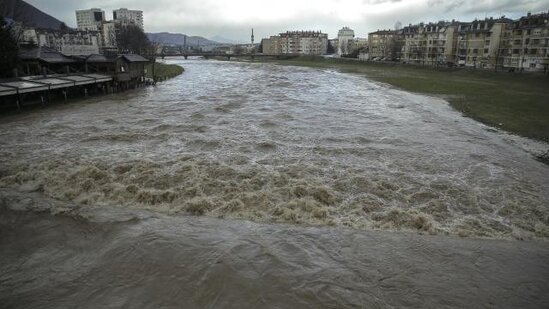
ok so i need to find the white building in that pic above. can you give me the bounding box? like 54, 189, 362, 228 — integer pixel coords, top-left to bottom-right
75, 8, 105, 31
22, 28, 100, 56
263, 31, 328, 55
337, 26, 355, 55
113, 8, 144, 30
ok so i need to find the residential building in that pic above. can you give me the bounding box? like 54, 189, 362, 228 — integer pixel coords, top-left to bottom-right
261, 37, 275, 54
455, 18, 511, 68
500, 12, 549, 72
75, 8, 105, 31
368, 30, 396, 59
353, 38, 368, 50
337, 26, 355, 55
21, 28, 100, 56
400, 22, 458, 65
74, 8, 145, 54
262, 31, 328, 55
113, 8, 144, 30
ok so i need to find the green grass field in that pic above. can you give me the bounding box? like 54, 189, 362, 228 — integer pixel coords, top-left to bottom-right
145, 62, 184, 81
264, 57, 549, 142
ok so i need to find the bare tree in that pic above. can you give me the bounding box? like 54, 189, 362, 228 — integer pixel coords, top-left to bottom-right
143, 41, 161, 81
117, 25, 150, 55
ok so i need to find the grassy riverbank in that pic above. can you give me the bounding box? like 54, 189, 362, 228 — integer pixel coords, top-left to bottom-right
264, 56, 549, 142
145, 62, 184, 81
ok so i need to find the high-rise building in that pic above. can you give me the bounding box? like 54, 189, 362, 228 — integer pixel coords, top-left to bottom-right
75, 8, 105, 31
113, 8, 144, 30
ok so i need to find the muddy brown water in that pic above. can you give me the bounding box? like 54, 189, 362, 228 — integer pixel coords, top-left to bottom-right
1, 59, 548, 307
1, 192, 549, 308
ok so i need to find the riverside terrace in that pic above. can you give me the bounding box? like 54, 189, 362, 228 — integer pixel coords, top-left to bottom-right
0, 47, 150, 110
0, 74, 112, 110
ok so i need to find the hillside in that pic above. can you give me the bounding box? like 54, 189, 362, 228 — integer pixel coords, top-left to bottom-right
0, 0, 65, 30
147, 32, 220, 47
210, 35, 244, 44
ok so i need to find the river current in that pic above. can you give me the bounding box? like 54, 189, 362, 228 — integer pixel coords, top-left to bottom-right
1, 59, 548, 307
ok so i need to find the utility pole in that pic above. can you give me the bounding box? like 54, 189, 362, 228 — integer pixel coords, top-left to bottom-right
251, 28, 254, 45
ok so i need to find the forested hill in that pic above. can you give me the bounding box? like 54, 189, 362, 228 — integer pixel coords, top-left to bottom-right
0, 0, 65, 30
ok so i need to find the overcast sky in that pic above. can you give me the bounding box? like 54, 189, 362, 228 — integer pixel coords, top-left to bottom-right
26, 0, 549, 42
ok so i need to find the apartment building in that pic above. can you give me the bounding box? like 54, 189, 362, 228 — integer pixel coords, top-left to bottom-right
262, 31, 328, 55
500, 12, 549, 72
22, 28, 100, 55
337, 26, 355, 55
455, 18, 510, 69
75, 8, 105, 31
113, 8, 144, 30
368, 30, 396, 59
400, 22, 458, 65
75, 8, 145, 55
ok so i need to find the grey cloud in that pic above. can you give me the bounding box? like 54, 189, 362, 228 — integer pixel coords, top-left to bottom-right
427, 0, 465, 12
24, 0, 549, 43
363, 0, 403, 3
428, 0, 548, 14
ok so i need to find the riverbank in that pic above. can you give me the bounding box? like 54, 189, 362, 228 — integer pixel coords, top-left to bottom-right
261, 56, 549, 142
145, 62, 184, 81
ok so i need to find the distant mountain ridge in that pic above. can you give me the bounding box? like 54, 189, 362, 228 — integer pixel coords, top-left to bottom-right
147, 32, 221, 47
0, 0, 65, 30
210, 35, 244, 45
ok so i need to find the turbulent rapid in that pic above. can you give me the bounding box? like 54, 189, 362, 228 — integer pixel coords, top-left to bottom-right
0, 59, 548, 239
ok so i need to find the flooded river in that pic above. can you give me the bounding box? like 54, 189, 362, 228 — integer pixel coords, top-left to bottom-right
1, 59, 548, 307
